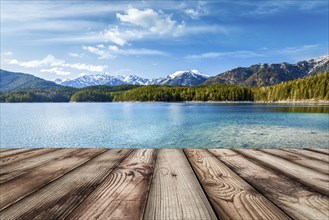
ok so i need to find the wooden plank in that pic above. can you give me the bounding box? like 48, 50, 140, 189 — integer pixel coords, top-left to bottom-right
0, 148, 57, 166
209, 149, 329, 220
184, 149, 289, 220
67, 149, 158, 220
236, 149, 329, 197
0, 148, 105, 211
0, 148, 34, 158
260, 149, 329, 174
285, 149, 329, 163
0, 149, 132, 220
0, 148, 77, 184
304, 148, 329, 155
144, 149, 217, 220
0, 148, 14, 153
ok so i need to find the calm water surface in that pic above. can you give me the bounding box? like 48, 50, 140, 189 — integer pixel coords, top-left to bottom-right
1, 103, 328, 148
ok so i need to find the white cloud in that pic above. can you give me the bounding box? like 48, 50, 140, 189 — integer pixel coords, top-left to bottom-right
1, 1, 128, 22
40, 67, 71, 76
2, 51, 13, 56
7, 54, 107, 73
109, 45, 119, 52
63, 63, 107, 72
68, 52, 84, 58
184, 8, 201, 19
8, 55, 65, 68
82, 45, 116, 59
102, 7, 186, 46
116, 8, 182, 35
237, 1, 328, 16
100, 7, 229, 46
186, 51, 263, 59
2, 20, 98, 34
186, 45, 327, 62
83, 44, 167, 59
103, 26, 131, 46
184, 2, 208, 20
119, 48, 167, 56
276, 44, 320, 55
39, 35, 105, 44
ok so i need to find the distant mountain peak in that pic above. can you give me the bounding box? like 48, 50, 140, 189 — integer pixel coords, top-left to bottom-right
309, 55, 329, 63
169, 69, 208, 79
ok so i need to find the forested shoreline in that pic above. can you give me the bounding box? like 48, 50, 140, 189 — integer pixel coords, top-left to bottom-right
1, 72, 328, 103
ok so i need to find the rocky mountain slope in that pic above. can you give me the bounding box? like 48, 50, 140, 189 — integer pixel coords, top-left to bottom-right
203, 56, 329, 87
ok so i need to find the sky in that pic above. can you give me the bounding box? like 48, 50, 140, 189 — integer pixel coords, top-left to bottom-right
0, 0, 328, 80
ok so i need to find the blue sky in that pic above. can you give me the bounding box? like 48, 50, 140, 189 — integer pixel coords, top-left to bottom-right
1, 0, 328, 80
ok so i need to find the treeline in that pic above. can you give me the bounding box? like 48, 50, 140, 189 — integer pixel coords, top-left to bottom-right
253, 72, 329, 101
0, 72, 328, 102
112, 84, 253, 102
0, 87, 76, 102
70, 85, 140, 102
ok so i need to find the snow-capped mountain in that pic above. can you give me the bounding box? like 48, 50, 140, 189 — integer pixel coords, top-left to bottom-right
55, 70, 209, 88
203, 56, 329, 87
58, 74, 150, 88
53, 78, 69, 84
156, 70, 209, 86
306, 56, 329, 75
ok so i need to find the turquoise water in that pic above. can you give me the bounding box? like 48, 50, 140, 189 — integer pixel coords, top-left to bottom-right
1, 103, 328, 148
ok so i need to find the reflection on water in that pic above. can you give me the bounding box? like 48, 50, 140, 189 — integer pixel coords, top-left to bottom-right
1, 103, 328, 148
268, 106, 329, 113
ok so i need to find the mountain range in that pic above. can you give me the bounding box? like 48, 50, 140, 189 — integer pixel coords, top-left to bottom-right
55, 69, 209, 88
203, 56, 329, 86
1, 56, 328, 92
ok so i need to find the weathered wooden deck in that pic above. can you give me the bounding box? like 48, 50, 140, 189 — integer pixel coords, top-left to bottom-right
0, 148, 328, 220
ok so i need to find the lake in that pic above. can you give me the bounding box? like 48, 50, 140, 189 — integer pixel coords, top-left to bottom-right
1, 102, 328, 148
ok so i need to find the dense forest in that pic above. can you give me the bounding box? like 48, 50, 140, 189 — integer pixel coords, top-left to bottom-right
70, 85, 140, 102
253, 72, 329, 101
0, 72, 328, 103
112, 84, 253, 102
0, 87, 76, 102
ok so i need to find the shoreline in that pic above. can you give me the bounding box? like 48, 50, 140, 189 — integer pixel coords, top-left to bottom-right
186, 100, 329, 104
2, 100, 329, 104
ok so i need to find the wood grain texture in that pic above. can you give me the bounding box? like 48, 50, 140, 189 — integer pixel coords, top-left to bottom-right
0, 149, 132, 220
236, 149, 329, 197
260, 149, 329, 174
0, 148, 105, 211
0, 148, 76, 184
285, 149, 329, 163
0, 148, 57, 166
184, 149, 290, 220
304, 148, 329, 155
144, 149, 217, 220
67, 149, 158, 220
0, 148, 34, 158
0, 148, 14, 153
209, 149, 329, 220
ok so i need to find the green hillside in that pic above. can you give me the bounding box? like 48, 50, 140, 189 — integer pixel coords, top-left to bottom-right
0, 69, 61, 92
